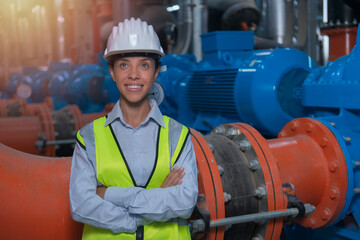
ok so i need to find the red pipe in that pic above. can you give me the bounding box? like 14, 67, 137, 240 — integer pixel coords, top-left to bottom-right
0, 97, 53, 117
0, 117, 43, 154
0, 131, 222, 240
0, 143, 83, 240
322, 27, 357, 61
0, 118, 348, 239
0, 104, 109, 156
92, 0, 100, 63
229, 118, 347, 230
272, 118, 347, 228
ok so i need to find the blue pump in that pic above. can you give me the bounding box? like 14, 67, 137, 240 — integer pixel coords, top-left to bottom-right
158, 31, 316, 136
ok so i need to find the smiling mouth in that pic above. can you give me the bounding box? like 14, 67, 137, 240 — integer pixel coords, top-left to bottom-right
126, 85, 143, 89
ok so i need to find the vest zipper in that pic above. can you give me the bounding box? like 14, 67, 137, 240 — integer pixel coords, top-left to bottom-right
136, 226, 144, 240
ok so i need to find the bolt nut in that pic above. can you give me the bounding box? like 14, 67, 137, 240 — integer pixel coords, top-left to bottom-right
329, 161, 338, 172
306, 217, 316, 228
213, 125, 226, 135
239, 140, 251, 151
279, 131, 287, 137
329, 187, 339, 200
226, 127, 240, 138
321, 208, 331, 221
320, 137, 329, 148
305, 123, 314, 132
290, 121, 298, 131
254, 186, 266, 198
218, 165, 224, 176
248, 159, 260, 171
251, 234, 263, 240
224, 192, 232, 203
343, 136, 351, 143
208, 143, 214, 153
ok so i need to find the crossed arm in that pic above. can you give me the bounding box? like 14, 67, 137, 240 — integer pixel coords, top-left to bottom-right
97, 166, 185, 198
69, 139, 198, 234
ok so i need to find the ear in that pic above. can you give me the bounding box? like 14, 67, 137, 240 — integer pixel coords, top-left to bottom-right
109, 66, 115, 82
153, 66, 160, 83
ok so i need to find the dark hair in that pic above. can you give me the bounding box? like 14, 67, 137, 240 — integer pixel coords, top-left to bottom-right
107, 53, 161, 69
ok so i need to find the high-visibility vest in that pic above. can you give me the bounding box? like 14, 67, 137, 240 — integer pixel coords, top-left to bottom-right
77, 115, 191, 240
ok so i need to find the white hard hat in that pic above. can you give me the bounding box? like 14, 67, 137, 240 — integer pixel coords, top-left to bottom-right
103, 18, 165, 60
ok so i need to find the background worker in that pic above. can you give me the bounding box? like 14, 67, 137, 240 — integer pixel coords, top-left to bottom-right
69, 18, 198, 239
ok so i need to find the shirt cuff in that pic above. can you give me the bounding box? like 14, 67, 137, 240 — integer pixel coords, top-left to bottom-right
104, 186, 128, 207
105, 186, 142, 208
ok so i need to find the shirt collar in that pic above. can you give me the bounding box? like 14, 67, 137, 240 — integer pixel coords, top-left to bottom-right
104, 98, 165, 128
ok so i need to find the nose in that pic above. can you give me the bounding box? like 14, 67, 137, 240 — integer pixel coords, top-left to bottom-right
128, 66, 140, 80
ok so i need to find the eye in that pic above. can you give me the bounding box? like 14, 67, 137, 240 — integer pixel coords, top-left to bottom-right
140, 63, 149, 69
119, 63, 127, 68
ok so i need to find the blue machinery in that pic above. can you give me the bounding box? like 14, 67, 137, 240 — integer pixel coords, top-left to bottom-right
1, 27, 360, 239
157, 31, 316, 136
3, 55, 118, 114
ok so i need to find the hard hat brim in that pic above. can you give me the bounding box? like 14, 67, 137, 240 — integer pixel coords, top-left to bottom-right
103, 49, 165, 61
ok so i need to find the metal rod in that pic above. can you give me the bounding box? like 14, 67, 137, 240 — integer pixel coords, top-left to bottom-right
190, 204, 315, 232
35, 139, 76, 147
210, 204, 313, 227
354, 188, 360, 194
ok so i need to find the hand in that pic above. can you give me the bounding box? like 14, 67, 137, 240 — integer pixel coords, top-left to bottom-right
96, 187, 107, 199
160, 166, 185, 188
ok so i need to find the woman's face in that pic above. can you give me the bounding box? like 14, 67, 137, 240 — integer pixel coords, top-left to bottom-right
109, 56, 159, 106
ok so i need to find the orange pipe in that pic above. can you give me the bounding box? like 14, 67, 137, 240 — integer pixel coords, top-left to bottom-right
0, 118, 346, 239
273, 118, 347, 228
0, 105, 108, 156
230, 118, 347, 230
191, 129, 225, 240
0, 116, 43, 154
92, 0, 100, 63
0, 97, 53, 117
24, 97, 54, 116
0, 143, 83, 240
0, 98, 26, 117
229, 122, 286, 239
0, 130, 224, 240
268, 136, 327, 208
322, 27, 357, 61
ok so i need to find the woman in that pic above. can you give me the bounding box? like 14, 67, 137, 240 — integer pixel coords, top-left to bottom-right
69, 18, 198, 239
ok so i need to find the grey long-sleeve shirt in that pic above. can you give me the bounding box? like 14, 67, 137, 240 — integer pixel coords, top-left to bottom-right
69, 99, 198, 234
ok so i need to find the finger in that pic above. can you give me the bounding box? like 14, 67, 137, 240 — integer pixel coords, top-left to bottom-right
166, 167, 183, 182
168, 169, 186, 186
170, 166, 184, 177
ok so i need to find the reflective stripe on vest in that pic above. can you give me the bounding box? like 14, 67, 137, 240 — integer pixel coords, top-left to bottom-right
82, 115, 191, 240
76, 131, 86, 150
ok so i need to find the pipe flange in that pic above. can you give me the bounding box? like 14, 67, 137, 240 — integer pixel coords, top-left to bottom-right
222, 125, 271, 239
0, 99, 8, 117
190, 128, 226, 240
44, 97, 54, 111
67, 105, 82, 131
6, 99, 24, 117
227, 123, 286, 240
278, 118, 348, 228
33, 104, 56, 156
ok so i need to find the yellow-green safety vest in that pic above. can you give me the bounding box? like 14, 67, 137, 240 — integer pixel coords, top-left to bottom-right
76, 115, 191, 240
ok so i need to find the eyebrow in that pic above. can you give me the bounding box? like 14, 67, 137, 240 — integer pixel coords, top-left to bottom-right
118, 58, 152, 62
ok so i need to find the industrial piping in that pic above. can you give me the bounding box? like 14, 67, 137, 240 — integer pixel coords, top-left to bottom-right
0, 115, 354, 239
0, 97, 53, 117
0, 103, 110, 156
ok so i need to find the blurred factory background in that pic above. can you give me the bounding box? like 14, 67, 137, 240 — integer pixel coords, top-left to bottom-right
1, 0, 360, 239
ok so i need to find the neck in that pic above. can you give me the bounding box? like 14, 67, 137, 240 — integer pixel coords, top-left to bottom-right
120, 98, 151, 129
